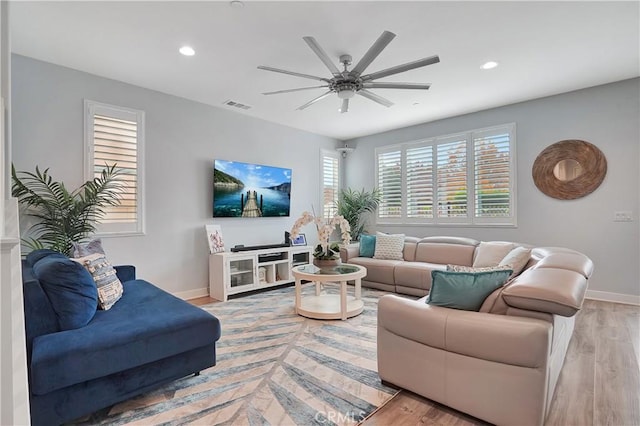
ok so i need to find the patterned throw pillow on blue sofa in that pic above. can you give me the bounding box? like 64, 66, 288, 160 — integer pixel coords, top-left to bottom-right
72, 253, 124, 310
72, 238, 106, 258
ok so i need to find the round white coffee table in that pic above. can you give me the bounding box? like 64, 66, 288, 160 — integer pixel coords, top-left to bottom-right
291, 263, 367, 320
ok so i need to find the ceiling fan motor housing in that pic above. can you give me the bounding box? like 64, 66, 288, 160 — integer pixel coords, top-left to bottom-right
334, 81, 360, 98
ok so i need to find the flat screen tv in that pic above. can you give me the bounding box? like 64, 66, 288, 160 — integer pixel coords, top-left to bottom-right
213, 159, 291, 218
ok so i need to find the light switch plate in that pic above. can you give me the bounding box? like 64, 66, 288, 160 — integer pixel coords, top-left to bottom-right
614, 211, 633, 222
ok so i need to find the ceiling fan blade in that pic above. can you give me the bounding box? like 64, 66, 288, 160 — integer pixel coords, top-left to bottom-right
357, 89, 394, 108
339, 98, 349, 114
257, 65, 330, 82
362, 82, 431, 90
296, 90, 333, 110
303, 36, 341, 76
262, 85, 329, 95
361, 55, 440, 81
351, 30, 396, 76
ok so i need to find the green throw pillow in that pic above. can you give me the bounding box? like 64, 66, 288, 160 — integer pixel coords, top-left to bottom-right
427, 269, 513, 311
359, 234, 376, 258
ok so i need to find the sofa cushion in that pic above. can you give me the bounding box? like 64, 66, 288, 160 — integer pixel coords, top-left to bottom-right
26, 249, 67, 266
374, 232, 405, 260
359, 234, 376, 258
72, 253, 124, 310
29, 279, 221, 395
415, 242, 476, 266
402, 237, 421, 261
395, 262, 447, 291
349, 257, 402, 285
427, 269, 513, 311
32, 255, 98, 331
499, 246, 532, 276
473, 241, 515, 267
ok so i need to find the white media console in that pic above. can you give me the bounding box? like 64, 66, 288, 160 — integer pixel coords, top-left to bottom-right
209, 245, 314, 301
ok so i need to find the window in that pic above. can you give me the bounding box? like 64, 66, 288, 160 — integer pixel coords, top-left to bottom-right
84, 100, 145, 235
375, 123, 516, 226
377, 148, 402, 219
320, 150, 340, 218
406, 145, 433, 218
473, 129, 512, 219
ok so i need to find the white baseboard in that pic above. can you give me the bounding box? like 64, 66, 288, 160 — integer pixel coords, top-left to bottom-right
173, 287, 209, 301
585, 290, 640, 306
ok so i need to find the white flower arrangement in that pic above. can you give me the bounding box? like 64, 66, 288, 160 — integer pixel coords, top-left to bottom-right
290, 211, 351, 260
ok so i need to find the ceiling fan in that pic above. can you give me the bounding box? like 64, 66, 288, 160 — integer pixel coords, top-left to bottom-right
257, 30, 440, 113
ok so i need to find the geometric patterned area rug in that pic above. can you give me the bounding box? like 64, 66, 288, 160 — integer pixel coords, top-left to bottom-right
78, 284, 399, 425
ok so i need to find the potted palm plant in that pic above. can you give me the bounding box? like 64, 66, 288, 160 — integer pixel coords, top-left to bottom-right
335, 188, 381, 241
11, 164, 126, 255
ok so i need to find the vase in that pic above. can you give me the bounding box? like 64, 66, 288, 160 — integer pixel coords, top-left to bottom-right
313, 258, 342, 268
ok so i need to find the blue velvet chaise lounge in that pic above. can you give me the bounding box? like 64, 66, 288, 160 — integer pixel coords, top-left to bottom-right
22, 250, 221, 425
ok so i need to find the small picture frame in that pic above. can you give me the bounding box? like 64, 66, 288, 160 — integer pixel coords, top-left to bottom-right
290, 233, 307, 246
205, 224, 225, 254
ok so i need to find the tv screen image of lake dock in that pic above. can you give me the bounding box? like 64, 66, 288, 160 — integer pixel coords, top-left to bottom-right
213, 160, 291, 217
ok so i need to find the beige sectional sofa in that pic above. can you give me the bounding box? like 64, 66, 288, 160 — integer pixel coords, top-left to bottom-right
340, 236, 593, 426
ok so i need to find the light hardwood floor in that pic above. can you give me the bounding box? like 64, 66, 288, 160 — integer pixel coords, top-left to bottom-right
190, 297, 640, 426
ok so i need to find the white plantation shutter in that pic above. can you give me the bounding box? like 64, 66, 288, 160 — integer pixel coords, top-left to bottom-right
85, 100, 145, 235
436, 139, 467, 218
406, 145, 433, 218
375, 123, 516, 226
473, 126, 515, 223
321, 151, 340, 219
377, 148, 402, 219
93, 115, 137, 223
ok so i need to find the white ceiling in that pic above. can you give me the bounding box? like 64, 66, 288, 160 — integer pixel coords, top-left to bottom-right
10, 1, 640, 140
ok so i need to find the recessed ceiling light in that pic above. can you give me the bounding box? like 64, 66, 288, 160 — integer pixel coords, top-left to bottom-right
229, 1, 244, 9
481, 61, 499, 70
179, 46, 195, 56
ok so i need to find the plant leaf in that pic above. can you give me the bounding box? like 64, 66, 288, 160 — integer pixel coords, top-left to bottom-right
12, 163, 127, 255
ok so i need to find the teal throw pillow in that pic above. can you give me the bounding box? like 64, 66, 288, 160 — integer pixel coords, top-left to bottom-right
359, 234, 376, 258
427, 269, 513, 311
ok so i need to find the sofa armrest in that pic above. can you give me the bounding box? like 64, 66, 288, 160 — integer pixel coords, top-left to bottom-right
114, 265, 136, 282
502, 268, 587, 317
340, 244, 360, 263
378, 295, 551, 368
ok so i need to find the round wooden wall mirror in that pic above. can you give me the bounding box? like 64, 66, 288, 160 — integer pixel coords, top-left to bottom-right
532, 140, 607, 200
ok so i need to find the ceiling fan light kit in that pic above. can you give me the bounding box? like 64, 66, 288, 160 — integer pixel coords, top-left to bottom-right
258, 30, 440, 113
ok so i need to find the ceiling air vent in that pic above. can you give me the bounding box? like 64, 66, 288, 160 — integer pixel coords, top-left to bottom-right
223, 99, 252, 110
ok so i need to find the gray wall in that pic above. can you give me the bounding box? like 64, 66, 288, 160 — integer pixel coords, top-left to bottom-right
344, 78, 640, 298
11, 54, 338, 295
